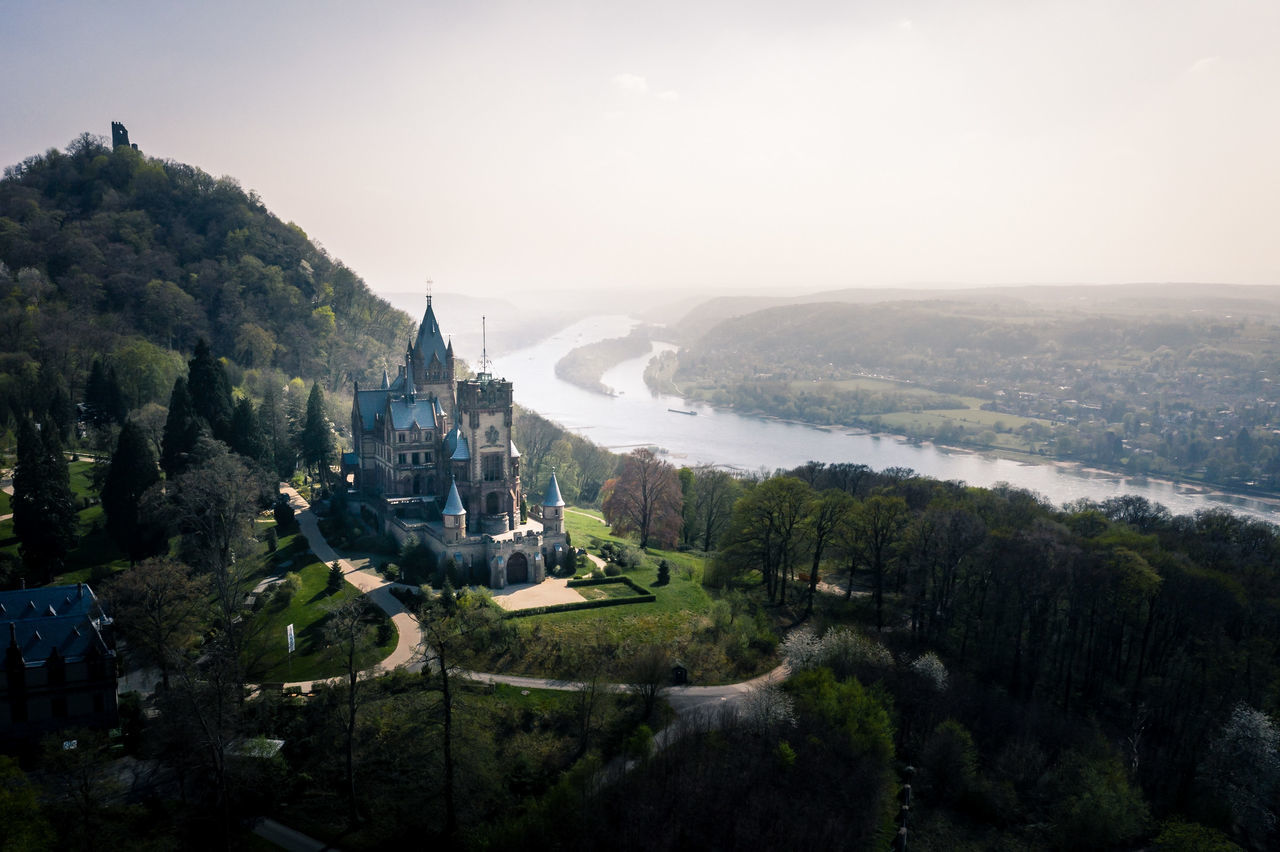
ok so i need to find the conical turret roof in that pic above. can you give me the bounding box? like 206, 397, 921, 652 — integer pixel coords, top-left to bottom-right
416, 299, 449, 369
542, 471, 565, 508
443, 478, 466, 516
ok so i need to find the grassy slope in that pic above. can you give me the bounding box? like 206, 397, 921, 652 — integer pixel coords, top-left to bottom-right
246, 533, 397, 683
467, 508, 777, 684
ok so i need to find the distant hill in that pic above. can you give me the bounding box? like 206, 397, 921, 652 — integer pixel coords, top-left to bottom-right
0, 131, 414, 412
674, 282, 1280, 339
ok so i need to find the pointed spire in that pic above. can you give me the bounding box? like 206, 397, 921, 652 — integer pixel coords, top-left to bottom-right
443, 478, 466, 516
543, 471, 565, 507
381, 367, 390, 390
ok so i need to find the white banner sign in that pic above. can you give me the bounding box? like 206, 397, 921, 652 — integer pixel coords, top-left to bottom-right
286, 623, 295, 654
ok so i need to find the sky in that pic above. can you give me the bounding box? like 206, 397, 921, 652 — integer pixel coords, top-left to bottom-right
3, 0, 1279, 300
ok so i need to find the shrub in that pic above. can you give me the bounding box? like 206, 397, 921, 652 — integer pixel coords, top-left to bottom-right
265, 527, 278, 553
625, 724, 654, 761
656, 559, 671, 586
271, 572, 302, 610
604, 564, 621, 577
273, 496, 297, 531
591, 567, 605, 579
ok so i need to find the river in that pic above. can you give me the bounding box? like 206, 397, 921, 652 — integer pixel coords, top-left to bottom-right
490, 315, 1279, 522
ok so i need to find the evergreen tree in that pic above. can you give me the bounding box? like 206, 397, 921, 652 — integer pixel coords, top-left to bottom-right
160, 377, 203, 478
259, 383, 293, 480
228, 396, 267, 463
101, 420, 164, 563
187, 338, 234, 441
12, 418, 78, 583
46, 380, 74, 443
84, 359, 128, 428
300, 382, 332, 488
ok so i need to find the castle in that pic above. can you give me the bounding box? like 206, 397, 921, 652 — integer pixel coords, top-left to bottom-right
348, 298, 567, 587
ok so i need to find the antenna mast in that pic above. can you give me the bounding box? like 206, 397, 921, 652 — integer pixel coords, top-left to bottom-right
425, 278, 433, 306
481, 315, 490, 378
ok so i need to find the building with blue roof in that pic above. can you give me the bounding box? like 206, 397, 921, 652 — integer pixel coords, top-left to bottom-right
347, 296, 569, 587
2, 583, 118, 749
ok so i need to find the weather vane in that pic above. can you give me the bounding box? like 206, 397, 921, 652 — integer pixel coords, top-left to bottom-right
425, 278, 433, 305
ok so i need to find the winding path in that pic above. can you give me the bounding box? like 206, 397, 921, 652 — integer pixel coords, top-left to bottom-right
278, 484, 788, 716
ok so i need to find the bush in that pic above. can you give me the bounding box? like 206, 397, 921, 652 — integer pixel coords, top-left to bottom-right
656, 559, 671, 586
268, 574, 301, 610
265, 527, 278, 553
273, 496, 297, 531
604, 564, 622, 577
591, 568, 605, 579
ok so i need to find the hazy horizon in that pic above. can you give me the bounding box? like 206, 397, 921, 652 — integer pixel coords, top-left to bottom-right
4, 0, 1278, 302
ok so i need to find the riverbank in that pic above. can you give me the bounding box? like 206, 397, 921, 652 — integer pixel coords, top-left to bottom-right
675, 395, 1280, 513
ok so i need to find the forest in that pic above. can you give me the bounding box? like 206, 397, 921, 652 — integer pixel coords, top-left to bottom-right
0, 131, 413, 436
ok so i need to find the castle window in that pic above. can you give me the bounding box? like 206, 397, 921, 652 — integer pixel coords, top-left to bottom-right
398, 454, 406, 465
424, 451, 433, 464
397, 432, 406, 443
412, 452, 420, 465
482, 453, 504, 482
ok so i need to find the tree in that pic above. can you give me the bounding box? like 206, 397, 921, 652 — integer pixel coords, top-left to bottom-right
84, 358, 125, 429
801, 488, 854, 617
100, 420, 163, 563
0, 755, 53, 850
300, 381, 333, 490
169, 440, 266, 685
105, 557, 209, 689
601, 448, 683, 549
717, 476, 812, 604
159, 377, 203, 478
228, 396, 267, 463
1200, 703, 1280, 848
325, 596, 379, 828
12, 418, 77, 583
627, 644, 670, 720
413, 590, 508, 838
690, 468, 742, 551
186, 338, 233, 441
847, 494, 909, 630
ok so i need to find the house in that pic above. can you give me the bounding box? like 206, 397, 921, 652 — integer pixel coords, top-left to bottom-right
1, 583, 118, 749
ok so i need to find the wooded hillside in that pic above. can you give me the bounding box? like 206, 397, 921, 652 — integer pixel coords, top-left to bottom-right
0, 131, 413, 417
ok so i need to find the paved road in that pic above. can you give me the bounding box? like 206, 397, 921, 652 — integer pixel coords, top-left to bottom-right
277, 485, 422, 690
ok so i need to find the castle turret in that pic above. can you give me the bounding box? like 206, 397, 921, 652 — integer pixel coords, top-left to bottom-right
442, 478, 466, 544
541, 471, 565, 534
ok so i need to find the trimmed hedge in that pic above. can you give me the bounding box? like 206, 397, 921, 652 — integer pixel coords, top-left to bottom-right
567, 576, 652, 594
506, 577, 655, 619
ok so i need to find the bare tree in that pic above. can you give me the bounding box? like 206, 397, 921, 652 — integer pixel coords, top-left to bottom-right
325, 597, 378, 827
627, 645, 670, 721
602, 448, 683, 549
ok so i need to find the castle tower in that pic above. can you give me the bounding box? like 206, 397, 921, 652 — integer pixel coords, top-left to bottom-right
542, 471, 565, 534
110, 122, 130, 149
442, 478, 466, 544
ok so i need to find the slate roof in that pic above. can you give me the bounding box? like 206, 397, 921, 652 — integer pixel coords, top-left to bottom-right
450, 435, 470, 461
416, 301, 449, 368
509, 440, 521, 459
443, 479, 466, 516
388, 396, 442, 430
543, 471, 565, 507
355, 389, 389, 432
1, 584, 111, 665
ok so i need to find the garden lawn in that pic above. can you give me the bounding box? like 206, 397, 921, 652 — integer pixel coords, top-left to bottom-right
468, 505, 779, 683
248, 555, 397, 684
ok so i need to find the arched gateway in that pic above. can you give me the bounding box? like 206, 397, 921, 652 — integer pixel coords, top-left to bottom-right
506, 552, 529, 584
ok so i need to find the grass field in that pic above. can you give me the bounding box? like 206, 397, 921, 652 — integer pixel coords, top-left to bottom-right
247, 535, 398, 683
467, 507, 779, 684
